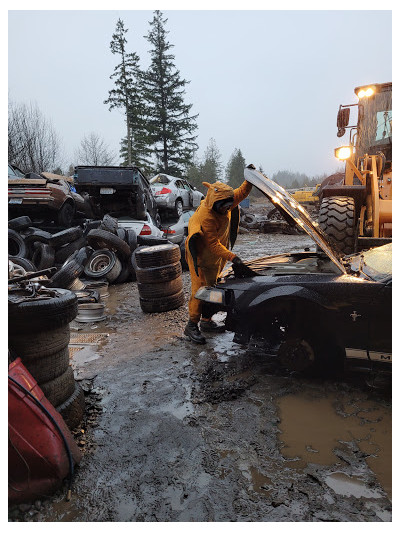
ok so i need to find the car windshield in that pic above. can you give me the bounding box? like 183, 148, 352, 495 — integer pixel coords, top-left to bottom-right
150, 174, 170, 185
356, 243, 392, 281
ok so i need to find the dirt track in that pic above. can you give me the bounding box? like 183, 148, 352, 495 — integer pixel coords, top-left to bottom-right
12, 233, 392, 522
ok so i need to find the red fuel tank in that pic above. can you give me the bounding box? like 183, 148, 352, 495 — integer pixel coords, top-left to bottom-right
8, 357, 82, 504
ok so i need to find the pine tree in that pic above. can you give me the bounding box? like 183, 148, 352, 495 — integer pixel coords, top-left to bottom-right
104, 19, 150, 168
225, 148, 246, 189
142, 10, 198, 177
201, 138, 223, 183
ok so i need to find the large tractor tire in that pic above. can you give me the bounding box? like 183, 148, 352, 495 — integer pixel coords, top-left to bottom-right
318, 196, 356, 255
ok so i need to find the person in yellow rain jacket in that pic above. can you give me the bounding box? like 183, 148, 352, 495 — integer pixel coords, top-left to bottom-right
184, 170, 253, 344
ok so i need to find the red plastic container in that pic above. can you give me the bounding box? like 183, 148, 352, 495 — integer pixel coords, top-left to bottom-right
8, 358, 81, 504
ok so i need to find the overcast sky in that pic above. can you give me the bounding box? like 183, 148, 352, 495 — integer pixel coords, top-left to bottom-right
8, 8, 392, 178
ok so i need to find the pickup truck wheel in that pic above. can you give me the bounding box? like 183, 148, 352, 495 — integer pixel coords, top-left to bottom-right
57, 201, 75, 227
175, 199, 183, 217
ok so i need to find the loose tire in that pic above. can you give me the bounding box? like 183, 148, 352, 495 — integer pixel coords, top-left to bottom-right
56, 381, 85, 430
86, 229, 131, 257
8, 229, 27, 258
8, 216, 32, 231
318, 196, 356, 255
137, 276, 183, 299
99, 214, 119, 235
32, 242, 55, 270
8, 257, 37, 273
84, 249, 122, 282
55, 237, 87, 264
48, 259, 84, 289
22, 346, 70, 384
8, 324, 70, 360
139, 289, 185, 313
49, 227, 83, 248
40, 366, 76, 408
135, 243, 180, 269
134, 261, 182, 284
8, 288, 78, 333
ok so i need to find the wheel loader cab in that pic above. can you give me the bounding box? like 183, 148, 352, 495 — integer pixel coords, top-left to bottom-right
318, 82, 392, 254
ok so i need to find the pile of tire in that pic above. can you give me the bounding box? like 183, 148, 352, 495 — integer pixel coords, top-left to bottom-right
133, 243, 185, 313
8, 287, 84, 430
7, 215, 139, 292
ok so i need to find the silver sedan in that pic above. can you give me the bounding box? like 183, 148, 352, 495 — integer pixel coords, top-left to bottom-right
150, 174, 204, 216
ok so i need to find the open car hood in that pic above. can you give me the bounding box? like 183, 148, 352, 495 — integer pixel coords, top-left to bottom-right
244, 167, 347, 275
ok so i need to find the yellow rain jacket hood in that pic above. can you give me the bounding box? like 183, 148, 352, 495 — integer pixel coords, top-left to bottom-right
186, 179, 252, 276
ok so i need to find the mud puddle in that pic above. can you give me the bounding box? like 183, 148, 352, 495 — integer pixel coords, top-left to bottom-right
277, 389, 392, 500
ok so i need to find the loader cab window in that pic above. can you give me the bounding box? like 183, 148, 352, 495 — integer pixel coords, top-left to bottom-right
356, 89, 392, 159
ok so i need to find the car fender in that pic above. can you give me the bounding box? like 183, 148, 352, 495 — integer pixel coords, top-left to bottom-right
246, 285, 336, 311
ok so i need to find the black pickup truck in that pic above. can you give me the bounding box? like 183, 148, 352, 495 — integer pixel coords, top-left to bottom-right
74, 166, 160, 223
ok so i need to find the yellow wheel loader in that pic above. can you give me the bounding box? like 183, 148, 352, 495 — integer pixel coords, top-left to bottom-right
318, 82, 392, 254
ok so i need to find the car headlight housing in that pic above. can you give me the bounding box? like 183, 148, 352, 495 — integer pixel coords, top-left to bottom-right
195, 286, 226, 305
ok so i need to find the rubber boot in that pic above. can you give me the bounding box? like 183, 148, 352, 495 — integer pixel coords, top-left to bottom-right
184, 320, 206, 344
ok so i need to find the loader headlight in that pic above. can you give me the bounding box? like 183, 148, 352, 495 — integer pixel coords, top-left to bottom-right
334, 146, 353, 160
195, 286, 225, 304
357, 86, 375, 98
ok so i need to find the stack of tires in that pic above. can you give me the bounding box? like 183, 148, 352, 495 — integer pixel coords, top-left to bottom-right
134, 243, 185, 313
8, 288, 85, 430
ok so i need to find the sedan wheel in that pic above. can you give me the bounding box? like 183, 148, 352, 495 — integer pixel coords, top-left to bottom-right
175, 199, 183, 217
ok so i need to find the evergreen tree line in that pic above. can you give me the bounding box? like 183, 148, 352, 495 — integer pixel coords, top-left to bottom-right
8, 9, 333, 194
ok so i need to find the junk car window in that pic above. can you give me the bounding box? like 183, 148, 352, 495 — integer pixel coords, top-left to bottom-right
360, 243, 392, 281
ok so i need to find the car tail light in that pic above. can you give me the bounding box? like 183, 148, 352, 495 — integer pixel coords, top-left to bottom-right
162, 228, 176, 234
139, 224, 152, 235
155, 187, 172, 195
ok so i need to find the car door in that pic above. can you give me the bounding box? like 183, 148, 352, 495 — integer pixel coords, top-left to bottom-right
176, 180, 190, 208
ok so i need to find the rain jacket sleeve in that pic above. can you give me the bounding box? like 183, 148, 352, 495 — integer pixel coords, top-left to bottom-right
232, 180, 252, 208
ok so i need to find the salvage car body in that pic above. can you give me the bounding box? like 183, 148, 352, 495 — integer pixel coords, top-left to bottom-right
74, 166, 159, 223
150, 174, 204, 215
195, 167, 392, 372
160, 209, 195, 244
8, 168, 90, 226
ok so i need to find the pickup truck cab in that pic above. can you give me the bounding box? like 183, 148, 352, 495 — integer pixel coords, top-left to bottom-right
74, 165, 160, 224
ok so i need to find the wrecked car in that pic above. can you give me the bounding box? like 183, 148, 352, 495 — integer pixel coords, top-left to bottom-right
150, 173, 204, 216
74, 165, 159, 224
195, 167, 392, 374
8, 168, 91, 227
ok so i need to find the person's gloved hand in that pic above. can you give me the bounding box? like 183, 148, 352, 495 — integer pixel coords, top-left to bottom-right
232, 256, 250, 277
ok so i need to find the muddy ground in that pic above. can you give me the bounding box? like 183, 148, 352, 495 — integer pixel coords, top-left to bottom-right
10, 232, 392, 522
